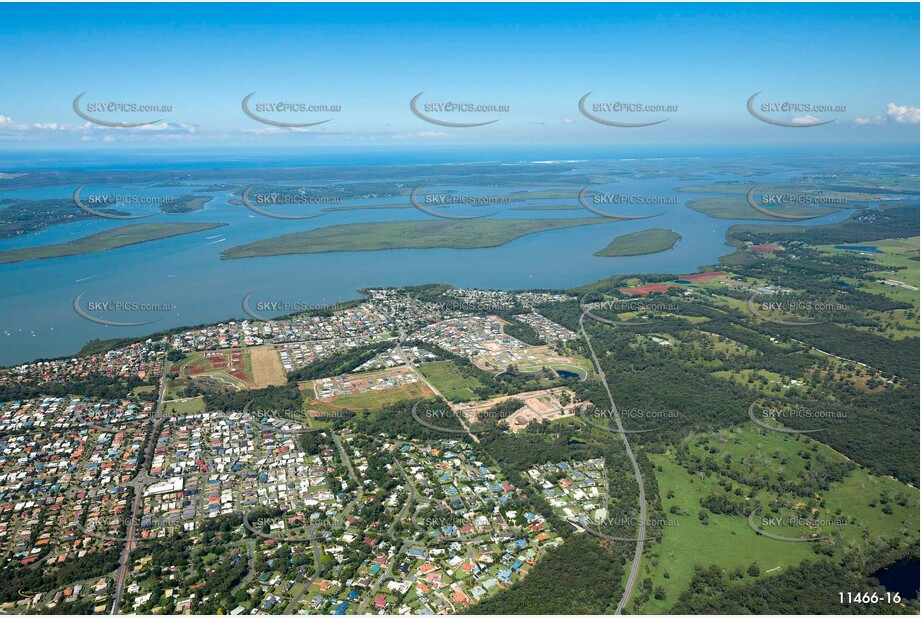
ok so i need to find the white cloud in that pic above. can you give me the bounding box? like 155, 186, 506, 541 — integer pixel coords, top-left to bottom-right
0, 113, 200, 142
790, 115, 822, 125
886, 102, 920, 124
130, 121, 197, 133
854, 115, 884, 126
562, 118, 574, 124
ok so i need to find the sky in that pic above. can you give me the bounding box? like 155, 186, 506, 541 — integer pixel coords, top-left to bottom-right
0, 3, 918, 151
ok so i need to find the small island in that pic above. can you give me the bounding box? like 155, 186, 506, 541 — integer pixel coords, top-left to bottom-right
222, 217, 613, 259
686, 196, 839, 220
594, 228, 682, 257
159, 195, 214, 214
0, 222, 227, 264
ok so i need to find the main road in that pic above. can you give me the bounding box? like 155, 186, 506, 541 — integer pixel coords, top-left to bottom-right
110, 365, 170, 615
579, 311, 647, 615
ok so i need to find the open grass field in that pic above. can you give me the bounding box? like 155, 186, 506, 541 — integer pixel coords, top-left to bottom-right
249, 345, 288, 387
819, 237, 920, 306
221, 217, 614, 258
711, 368, 787, 388
640, 453, 816, 613
822, 468, 920, 540
0, 221, 226, 264
162, 396, 207, 416
300, 367, 434, 411
325, 379, 432, 410
418, 360, 485, 402
594, 228, 682, 257
639, 424, 919, 613
300, 395, 348, 427
511, 346, 592, 377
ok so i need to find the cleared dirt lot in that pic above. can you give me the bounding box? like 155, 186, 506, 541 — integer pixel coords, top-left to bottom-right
249, 345, 288, 387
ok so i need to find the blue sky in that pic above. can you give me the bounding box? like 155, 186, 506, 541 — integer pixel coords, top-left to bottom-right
0, 3, 918, 149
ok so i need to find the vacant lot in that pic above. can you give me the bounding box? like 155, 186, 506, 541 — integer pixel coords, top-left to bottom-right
328, 380, 432, 410
173, 349, 254, 389
418, 361, 485, 402
249, 345, 288, 387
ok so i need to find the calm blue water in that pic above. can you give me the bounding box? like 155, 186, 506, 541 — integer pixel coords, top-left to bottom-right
0, 159, 864, 365
872, 558, 920, 600
835, 245, 884, 253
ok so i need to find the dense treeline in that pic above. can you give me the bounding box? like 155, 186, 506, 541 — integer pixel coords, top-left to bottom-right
204, 384, 303, 416
672, 560, 919, 614
464, 536, 627, 614
298, 429, 330, 455
728, 203, 919, 249
78, 337, 147, 356
359, 397, 467, 441
287, 342, 393, 381
499, 316, 544, 346
0, 375, 151, 402
540, 256, 920, 484
0, 547, 121, 603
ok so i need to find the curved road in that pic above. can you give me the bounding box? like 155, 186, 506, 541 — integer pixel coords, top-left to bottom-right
579, 311, 646, 615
